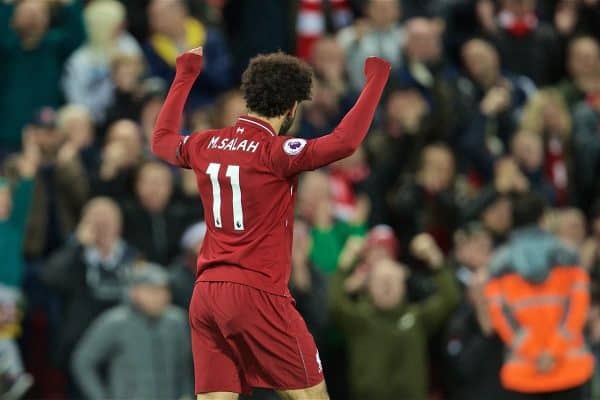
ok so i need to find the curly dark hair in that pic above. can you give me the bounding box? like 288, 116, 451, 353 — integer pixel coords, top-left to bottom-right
241, 52, 313, 118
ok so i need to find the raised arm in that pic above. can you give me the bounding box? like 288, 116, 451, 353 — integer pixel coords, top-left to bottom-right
268, 57, 391, 178
151, 48, 204, 167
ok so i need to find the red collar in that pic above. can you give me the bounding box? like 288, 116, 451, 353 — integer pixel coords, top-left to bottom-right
236, 115, 277, 136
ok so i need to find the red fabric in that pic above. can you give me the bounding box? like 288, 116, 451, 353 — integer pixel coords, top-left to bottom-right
152, 52, 390, 296
544, 137, 569, 206
190, 282, 323, 394
295, 0, 352, 60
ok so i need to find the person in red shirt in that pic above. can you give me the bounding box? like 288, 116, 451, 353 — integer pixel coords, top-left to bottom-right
151, 46, 390, 400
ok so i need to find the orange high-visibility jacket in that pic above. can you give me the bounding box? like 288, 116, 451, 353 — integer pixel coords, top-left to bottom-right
485, 228, 594, 393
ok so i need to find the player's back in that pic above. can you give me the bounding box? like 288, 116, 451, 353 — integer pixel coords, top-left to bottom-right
182, 115, 301, 296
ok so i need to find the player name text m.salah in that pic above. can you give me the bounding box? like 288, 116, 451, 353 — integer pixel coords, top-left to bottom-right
207, 136, 260, 153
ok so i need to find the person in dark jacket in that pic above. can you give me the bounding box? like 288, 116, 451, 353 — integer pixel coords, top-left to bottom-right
72, 262, 193, 400
443, 223, 507, 400
122, 161, 189, 266
330, 233, 460, 400
42, 197, 138, 373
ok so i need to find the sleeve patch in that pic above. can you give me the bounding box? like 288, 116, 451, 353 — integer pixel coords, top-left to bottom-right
282, 138, 307, 156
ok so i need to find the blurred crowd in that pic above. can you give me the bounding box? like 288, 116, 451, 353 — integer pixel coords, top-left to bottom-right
2, 0, 600, 399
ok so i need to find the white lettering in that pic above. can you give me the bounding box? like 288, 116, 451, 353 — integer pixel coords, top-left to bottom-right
236, 140, 248, 152
247, 141, 259, 153
218, 138, 229, 149
208, 136, 219, 149
223, 138, 236, 151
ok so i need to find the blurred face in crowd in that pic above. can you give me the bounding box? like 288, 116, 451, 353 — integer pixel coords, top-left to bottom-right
216, 91, 246, 128
568, 37, 600, 79
557, 208, 587, 249
367, 0, 401, 30
311, 37, 346, 80
419, 145, 455, 194
130, 284, 171, 317
501, 0, 536, 16
148, 0, 187, 38
0, 186, 12, 221
12, 0, 50, 41
455, 230, 493, 271
405, 18, 442, 64
482, 197, 513, 236
58, 105, 94, 149
83, 198, 123, 250
112, 54, 145, 93
136, 163, 173, 213
298, 171, 333, 223
368, 259, 406, 310
462, 39, 500, 87
106, 119, 144, 162
512, 131, 544, 172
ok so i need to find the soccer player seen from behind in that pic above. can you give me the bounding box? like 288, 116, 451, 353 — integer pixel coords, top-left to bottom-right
151, 47, 390, 400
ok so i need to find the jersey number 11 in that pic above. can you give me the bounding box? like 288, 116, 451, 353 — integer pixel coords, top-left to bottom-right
206, 163, 245, 231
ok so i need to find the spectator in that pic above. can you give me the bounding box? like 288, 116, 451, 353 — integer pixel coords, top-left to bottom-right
553, 207, 587, 253
103, 52, 149, 127
212, 90, 246, 128
72, 262, 193, 400
20, 109, 89, 259
290, 220, 329, 350
144, 0, 232, 107
329, 233, 459, 400
169, 221, 205, 309
0, 284, 33, 400
390, 144, 460, 253
511, 130, 557, 204
485, 192, 594, 398
482, 0, 561, 85
297, 171, 367, 275
91, 119, 144, 200
297, 37, 357, 140
337, 0, 404, 91
556, 35, 600, 110
456, 37, 534, 182
520, 89, 573, 205
41, 197, 138, 371
62, 0, 142, 123
572, 87, 600, 211
443, 223, 506, 400
392, 17, 458, 142
0, 136, 38, 287
0, 0, 85, 155
56, 104, 99, 176
122, 161, 188, 266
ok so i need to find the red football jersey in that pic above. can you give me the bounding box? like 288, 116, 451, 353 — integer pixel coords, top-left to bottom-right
152, 52, 390, 296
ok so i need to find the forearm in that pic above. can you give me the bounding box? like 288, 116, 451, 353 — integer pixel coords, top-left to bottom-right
151, 69, 199, 166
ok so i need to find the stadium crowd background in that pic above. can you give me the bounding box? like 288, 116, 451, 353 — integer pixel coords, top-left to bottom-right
2, 0, 600, 399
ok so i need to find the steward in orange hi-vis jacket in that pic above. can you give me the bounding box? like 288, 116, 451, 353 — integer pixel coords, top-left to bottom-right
485, 194, 594, 396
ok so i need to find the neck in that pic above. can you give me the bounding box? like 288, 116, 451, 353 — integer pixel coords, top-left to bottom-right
246, 112, 286, 135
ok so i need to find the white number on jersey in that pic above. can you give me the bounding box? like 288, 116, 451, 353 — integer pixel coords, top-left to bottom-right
205, 163, 245, 230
